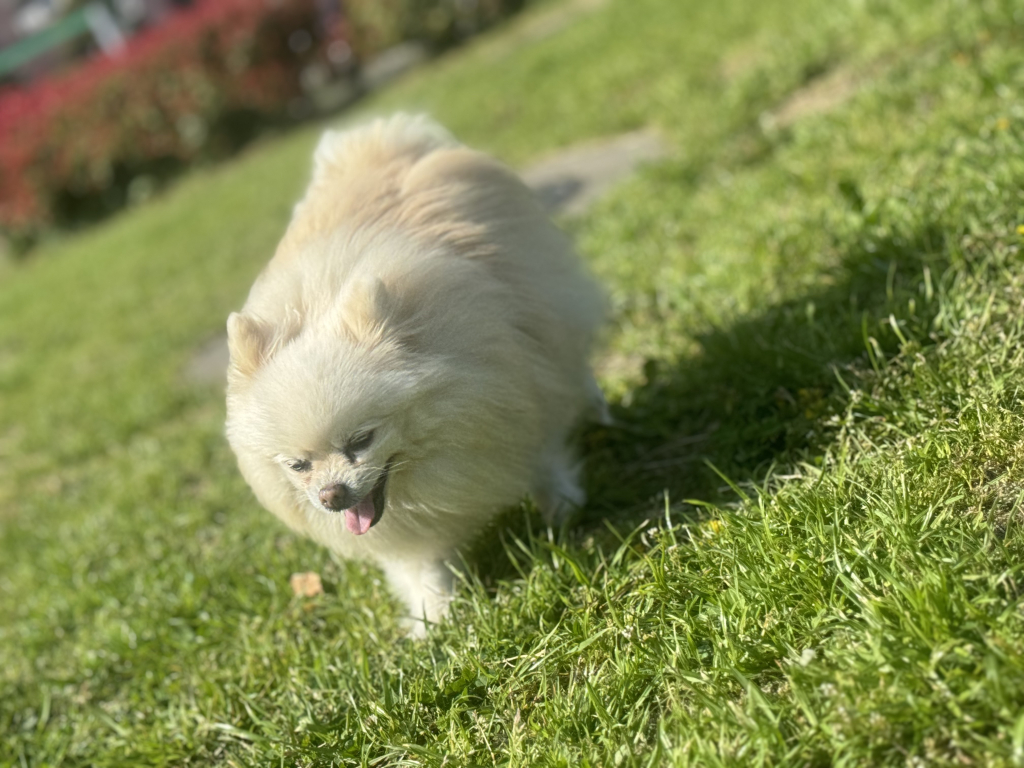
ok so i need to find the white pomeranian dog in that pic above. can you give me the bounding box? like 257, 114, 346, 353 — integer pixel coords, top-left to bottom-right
225, 115, 604, 635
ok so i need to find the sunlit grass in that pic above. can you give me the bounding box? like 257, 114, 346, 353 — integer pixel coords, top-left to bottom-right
3, 0, 1024, 764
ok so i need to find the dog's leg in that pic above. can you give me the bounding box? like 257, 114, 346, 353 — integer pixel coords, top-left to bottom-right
532, 371, 605, 524
381, 557, 454, 638
533, 441, 585, 526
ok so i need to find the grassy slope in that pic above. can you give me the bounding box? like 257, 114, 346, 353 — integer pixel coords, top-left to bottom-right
3, 0, 1024, 764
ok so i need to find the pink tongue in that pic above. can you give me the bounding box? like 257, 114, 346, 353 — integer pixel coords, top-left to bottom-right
344, 495, 376, 535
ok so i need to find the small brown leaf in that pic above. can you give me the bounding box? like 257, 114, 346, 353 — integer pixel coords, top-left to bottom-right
289, 571, 323, 597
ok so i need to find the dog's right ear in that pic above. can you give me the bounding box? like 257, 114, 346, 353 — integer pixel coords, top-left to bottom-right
227, 312, 273, 379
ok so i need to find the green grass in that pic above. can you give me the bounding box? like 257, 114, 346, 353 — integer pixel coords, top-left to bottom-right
4, 0, 1024, 764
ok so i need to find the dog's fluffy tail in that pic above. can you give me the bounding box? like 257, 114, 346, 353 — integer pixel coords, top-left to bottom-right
312, 114, 458, 183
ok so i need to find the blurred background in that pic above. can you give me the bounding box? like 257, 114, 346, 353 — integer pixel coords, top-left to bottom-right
0, 0, 524, 252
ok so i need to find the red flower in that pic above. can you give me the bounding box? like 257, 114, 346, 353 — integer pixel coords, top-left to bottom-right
0, 0, 343, 242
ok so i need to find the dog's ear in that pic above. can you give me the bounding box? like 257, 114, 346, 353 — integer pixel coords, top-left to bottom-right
228, 310, 304, 379
340, 278, 402, 342
227, 312, 273, 379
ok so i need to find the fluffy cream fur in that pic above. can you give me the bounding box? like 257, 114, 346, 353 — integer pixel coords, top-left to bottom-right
225, 115, 604, 635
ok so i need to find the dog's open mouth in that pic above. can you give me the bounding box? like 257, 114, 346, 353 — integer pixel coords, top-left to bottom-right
343, 459, 392, 536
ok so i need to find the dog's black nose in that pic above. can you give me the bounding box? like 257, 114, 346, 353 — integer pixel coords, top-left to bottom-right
319, 483, 353, 511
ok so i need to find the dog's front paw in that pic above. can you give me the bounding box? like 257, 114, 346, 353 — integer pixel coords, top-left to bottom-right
381, 558, 454, 637
400, 615, 430, 639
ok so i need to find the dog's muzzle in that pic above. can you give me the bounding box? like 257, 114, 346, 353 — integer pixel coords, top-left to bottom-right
321, 459, 393, 536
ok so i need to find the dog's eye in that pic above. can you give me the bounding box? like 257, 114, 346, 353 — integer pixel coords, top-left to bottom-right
288, 459, 312, 473
347, 430, 375, 455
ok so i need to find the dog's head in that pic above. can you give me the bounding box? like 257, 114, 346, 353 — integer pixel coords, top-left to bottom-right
225, 252, 539, 545
225, 278, 436, 536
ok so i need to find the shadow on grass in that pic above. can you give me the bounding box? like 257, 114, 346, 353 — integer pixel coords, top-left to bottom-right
465, 210, 950, 588
579, 217, 948, 530
456, 202, 954, 595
